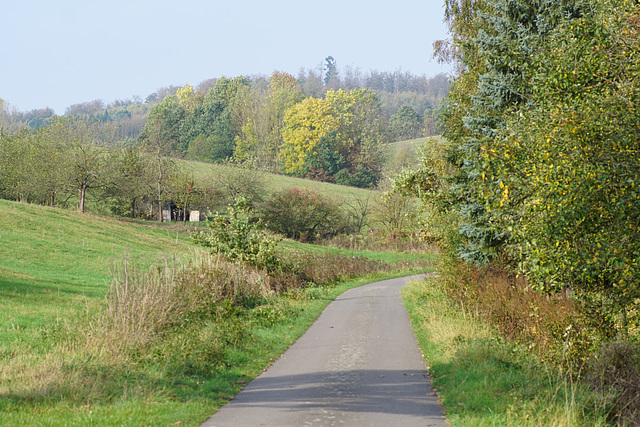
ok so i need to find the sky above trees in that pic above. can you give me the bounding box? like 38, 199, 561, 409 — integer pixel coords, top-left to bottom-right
2, 0, 451, 115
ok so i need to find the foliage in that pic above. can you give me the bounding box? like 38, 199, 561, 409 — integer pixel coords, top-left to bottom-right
0, 116, 115, 212
388, 105, 423, 142
210, 160, 267, 208
325, 88, 387, 183
259, 187, 349, 242
103, 144, 152, 218
402, 276, 611, 426
369, 188, 417, 237
423, 0, 639, 337
280, 88, 387, 187
280, 97, 339, 175
323, 56, 338, 86
192, 198, 281, 273
585, 340, 640, 425
481, 1, 640, 325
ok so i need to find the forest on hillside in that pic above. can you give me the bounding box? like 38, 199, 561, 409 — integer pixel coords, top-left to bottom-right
0, 62, 449, 190
0, 62, 448, 225
1, 64, 449, 145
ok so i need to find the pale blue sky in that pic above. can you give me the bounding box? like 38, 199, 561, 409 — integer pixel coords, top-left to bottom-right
2, 1, 451, 114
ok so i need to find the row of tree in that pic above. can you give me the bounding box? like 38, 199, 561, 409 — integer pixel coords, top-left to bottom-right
137, 73, 401, 188
399, 0, 640, 335
0, 113, 420, 242
2, 62, 449, 145
0, 116, 233, 220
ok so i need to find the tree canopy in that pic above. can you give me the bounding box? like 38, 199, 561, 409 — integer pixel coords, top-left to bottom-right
398, 0, 640, 333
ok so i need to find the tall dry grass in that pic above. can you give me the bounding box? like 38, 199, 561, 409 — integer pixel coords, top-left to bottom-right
319, 229, 437, 253
90, 249, 390, 360
436, 254, 640, 426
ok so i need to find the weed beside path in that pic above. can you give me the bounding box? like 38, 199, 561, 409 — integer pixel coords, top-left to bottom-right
402, 276, 611, 426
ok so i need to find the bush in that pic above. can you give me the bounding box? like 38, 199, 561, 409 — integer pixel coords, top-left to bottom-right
335, 164, 378, 189
586, 340, 640, 426
259, 187, 351, 242
192, 197, 282, 273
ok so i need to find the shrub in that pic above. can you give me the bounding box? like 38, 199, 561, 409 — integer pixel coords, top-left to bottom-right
585, 340, 640, 426
335, 164, 378, 189
192, 197, 282, 273
259, 187, 350, 242
101, 260, 187, 352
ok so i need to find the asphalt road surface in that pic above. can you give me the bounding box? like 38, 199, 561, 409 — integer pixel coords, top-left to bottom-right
201, 275, 447, 427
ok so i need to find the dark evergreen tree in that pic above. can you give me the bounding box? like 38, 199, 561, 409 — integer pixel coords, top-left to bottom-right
445, 0, 583, 264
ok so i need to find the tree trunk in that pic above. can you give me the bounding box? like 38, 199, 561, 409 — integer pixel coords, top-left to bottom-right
79, 186, 86, 213
157, 159, 163, 222
183, 193, 190, 225
130, 198, 136, 219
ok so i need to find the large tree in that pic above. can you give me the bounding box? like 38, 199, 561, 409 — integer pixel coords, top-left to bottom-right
405, 0, 639, 333
280, 97, 339, 175
138, 98, 178, 221
388, 105, 423, 142
44, 117, 114, 213
480, 0, 640, 326
103, 144, 152, 218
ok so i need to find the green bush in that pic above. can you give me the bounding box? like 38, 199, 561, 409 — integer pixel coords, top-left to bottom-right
259, 187, 351, 242
192, 197, 282, 273
585, 340, 640, 426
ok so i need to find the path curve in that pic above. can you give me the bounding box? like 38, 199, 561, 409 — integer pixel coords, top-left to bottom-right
201, 275, 447, 427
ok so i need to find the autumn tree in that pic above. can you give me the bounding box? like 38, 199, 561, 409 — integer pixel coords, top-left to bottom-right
408, 0, 639, 335
280, 97, 339, 175
264, 71, 304, 167
43, 117, 114, 213
103, 144, 151, 218
183, 77, 249, 162
137, 98, 178, 221
480, 0, 640, 327
326, 89, 387, 187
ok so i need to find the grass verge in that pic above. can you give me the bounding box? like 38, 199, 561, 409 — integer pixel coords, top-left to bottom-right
402, 275, 611, 426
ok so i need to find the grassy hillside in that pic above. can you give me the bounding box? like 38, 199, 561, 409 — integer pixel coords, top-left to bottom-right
0, 199, 195, 353
177, 159, 375, 201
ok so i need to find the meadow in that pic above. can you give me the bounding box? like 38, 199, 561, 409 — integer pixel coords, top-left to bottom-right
0, 195, 433, 426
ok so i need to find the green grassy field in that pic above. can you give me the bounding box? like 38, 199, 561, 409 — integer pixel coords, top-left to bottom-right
177, 159, 374, 201
0, 197, 431, 425
0, 199, 194, 344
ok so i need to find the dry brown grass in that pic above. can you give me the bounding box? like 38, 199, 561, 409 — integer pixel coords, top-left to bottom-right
318, 229, 438, 253
438, 256, 578, 361
88, 249, 390, 361
437, 254, 640, 426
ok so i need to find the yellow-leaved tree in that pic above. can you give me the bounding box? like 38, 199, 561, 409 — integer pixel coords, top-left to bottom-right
280, 97, 338, 175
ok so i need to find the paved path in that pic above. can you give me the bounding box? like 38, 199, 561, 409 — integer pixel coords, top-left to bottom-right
201, 275, 447, 427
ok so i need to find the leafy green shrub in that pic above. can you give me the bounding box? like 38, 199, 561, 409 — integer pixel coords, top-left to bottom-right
259, 187, 350, 242
335, 164, 378, 189
192, 197, 282, 273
